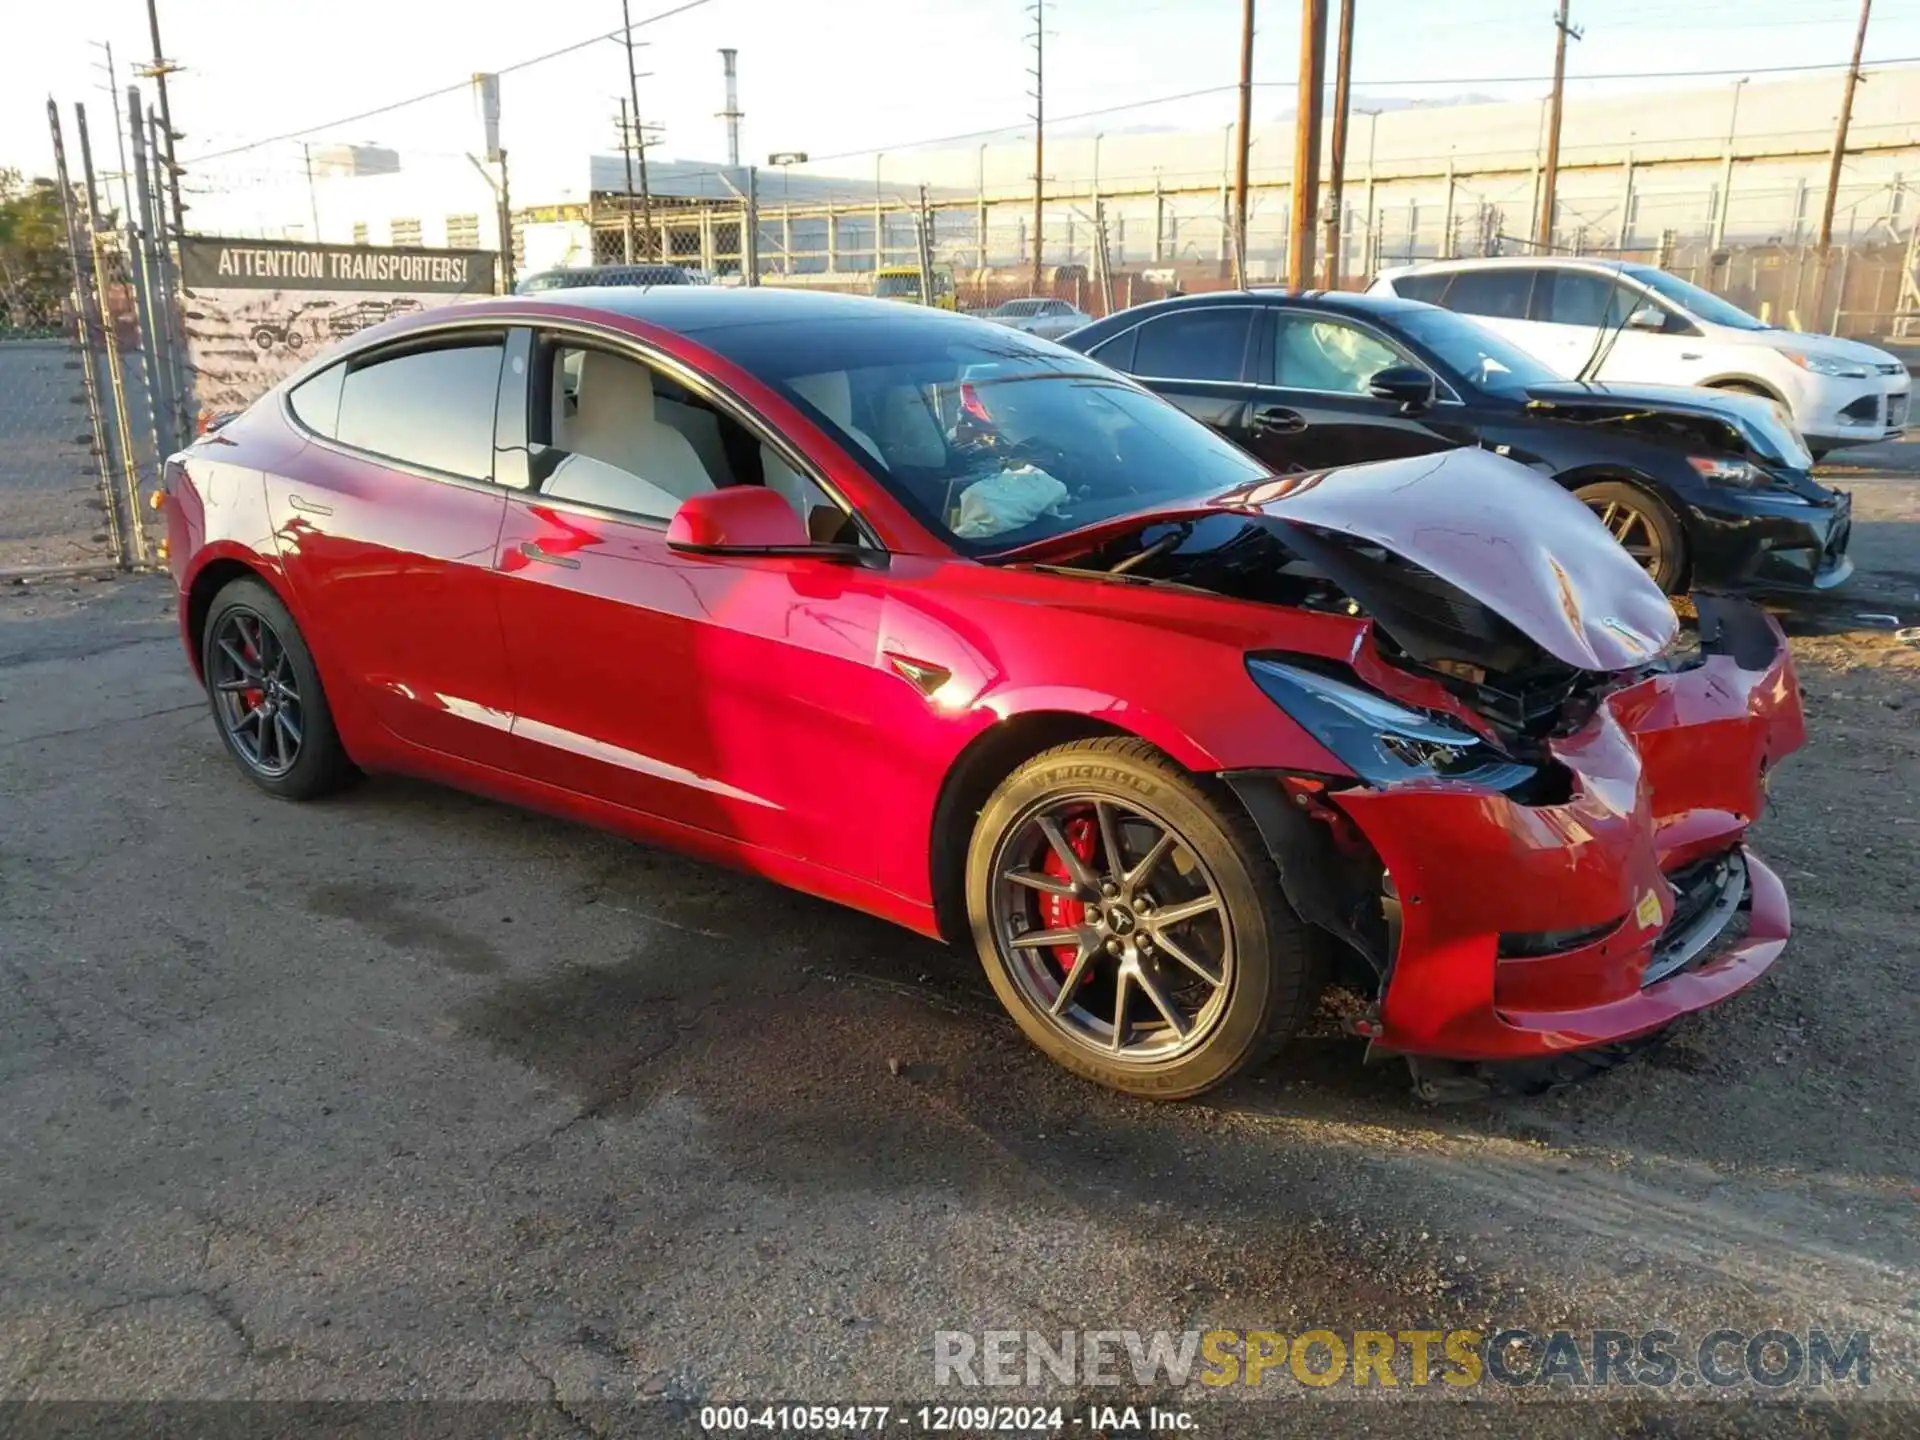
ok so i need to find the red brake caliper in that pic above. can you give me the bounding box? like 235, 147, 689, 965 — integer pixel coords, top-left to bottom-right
238, 628, 264, 713
1039, 814, 1099, 973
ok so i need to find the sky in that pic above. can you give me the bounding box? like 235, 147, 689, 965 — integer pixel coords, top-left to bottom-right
7, 0, 1919, 196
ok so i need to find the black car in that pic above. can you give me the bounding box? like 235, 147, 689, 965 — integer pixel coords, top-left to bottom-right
1062, 291, 1852, 594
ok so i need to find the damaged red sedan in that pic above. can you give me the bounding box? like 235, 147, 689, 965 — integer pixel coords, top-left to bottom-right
161, 290, 1803, 1099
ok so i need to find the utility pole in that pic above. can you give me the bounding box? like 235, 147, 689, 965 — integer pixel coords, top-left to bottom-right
1535, 0, 1582, 251
1029, 0, 1046, 292
717, 49, 743, 170
1286, 0, 1328, 290
90, 42, 137, 231
140, 0, 186, 238
300, 142, 321, 240
1232, 0, 1254, 287
618, 98, 638, 262
1711, 77, 1748, 250
1320, 0, 1355, 288
1816, 0, 1873, 249
620, 0, 656, 258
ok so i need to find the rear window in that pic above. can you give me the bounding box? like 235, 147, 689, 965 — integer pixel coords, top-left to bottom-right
334, 340, 504, 480
288, 364, 344, 436
1131, 309, 1252, 383
1086, 326, 1138, 372
1392, 272, 1453, 304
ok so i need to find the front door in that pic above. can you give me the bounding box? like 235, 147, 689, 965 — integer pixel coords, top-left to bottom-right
1525, 267, 1632, 378
268, 334, 518, 767
1242, 309, 1464, 471
491, 330, 905, 882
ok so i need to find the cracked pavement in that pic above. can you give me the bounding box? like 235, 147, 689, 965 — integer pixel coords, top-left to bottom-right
2, 445, 1919, 1436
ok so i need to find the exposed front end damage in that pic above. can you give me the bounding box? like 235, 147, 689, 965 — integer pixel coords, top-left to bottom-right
1231, 592, 1803, 1076
1011, 450, 1805, 1087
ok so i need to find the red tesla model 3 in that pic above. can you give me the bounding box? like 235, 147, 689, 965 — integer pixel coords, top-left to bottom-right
161, 289, 1804, 1099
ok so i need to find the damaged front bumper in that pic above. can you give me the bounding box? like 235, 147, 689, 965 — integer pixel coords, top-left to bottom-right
1233, 595, 1805, 1063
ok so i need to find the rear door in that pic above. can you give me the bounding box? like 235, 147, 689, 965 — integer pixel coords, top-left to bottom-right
1437, 266, 1549, 363
270, 330, 519, 767
1244, 307, 1467, 471
1092, 305, 1257, 439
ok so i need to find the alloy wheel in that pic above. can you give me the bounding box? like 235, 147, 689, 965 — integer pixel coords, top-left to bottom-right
209, 608, 304, 778
1587, 496, 1665, 578
987, 795, 1234, 1063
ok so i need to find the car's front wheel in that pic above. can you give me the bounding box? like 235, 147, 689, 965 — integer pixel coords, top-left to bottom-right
202, 576, 355, 800
966, 738, 1319, 1099
1575, 480, 1687, 593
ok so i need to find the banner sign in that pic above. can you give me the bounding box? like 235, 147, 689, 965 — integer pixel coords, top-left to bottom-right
180, 236, 496, 295
178, 235, 500, 415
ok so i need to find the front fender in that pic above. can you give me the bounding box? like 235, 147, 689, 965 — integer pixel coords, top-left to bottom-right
970, 680, 1347, 777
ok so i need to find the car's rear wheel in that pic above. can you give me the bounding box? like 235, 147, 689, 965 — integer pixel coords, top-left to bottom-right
202, 577, 355, 800
1575, 480, 1687, 593
966, 738, 1318, 1099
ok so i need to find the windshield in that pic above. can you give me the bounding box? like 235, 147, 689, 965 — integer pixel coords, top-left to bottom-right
1392, 306, 1562, 391
873, 273, 923, 299
698, 315, 1268, 553
1623, 266, 1769, 331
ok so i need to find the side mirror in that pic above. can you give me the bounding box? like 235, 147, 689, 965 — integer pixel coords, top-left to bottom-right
1367, 364, 1437, 412
667, 486, 865, 561
1626, 304, 1666, 331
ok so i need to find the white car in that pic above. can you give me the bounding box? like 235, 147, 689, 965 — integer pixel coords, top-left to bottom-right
981, 297, 1091, 341
1369, 257, 1910, 458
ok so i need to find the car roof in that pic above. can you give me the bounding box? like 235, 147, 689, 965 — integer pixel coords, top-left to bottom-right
411, 286, 1011, 342
1383, 255, 1636, 277
1078, 288, 1438, 326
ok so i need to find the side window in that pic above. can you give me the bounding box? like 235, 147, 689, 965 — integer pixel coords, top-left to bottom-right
1444, 268, 1536, 320
1087, 326, 1138, 373
288, 363, 344, 437
333, 340, 504, 479
1538, 270, 1631, 328
533, 338, 860, 539
1393, 272, 1454, 304
1271, 314, 1414, 394
531, 341, 719, 518
1132, 309, 1253, 382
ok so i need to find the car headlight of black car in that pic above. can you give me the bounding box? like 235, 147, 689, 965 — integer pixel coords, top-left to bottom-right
1247, 658, 1535, 790
1686, 455, 1810, 500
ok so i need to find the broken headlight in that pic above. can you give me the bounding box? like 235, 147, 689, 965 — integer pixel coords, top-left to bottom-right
1248, 657, 1536, 790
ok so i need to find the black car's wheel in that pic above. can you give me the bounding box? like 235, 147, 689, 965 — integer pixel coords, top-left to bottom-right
966, 738, 1319, 1099
1575, 480, 1687, 593
202, 577, 355, 800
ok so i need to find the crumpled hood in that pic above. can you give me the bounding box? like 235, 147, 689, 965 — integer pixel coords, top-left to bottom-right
1215, 449, 1678, 671
1522, 380, 1813, 470
1524, 378, 1780, 424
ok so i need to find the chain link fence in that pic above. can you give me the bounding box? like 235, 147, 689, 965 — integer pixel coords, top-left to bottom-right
0, 109, 177, 579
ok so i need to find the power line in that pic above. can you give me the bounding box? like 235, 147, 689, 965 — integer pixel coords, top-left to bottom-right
800, 55, 1920, 170
1258, 53, 1920, 88
184, 0, 714, 164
